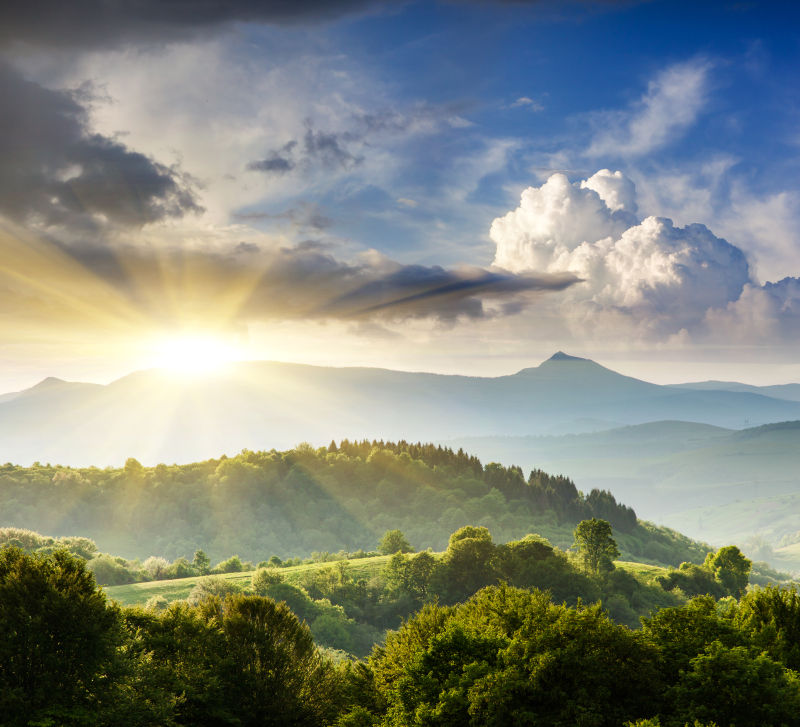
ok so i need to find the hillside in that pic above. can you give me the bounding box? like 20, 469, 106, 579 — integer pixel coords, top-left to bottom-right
2, 352, 800, 466
0, 440, 707, 568
105, 554, 396, 607
104, 554, 669, 609
447, 419, 800, 558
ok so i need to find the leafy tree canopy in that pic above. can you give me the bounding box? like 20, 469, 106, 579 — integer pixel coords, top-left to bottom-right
378, 529, 414, 555
573, 518, 620, 575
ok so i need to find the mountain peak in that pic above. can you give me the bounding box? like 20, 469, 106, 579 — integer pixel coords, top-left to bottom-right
31, 376, 67, 390
544, 351, 591, 363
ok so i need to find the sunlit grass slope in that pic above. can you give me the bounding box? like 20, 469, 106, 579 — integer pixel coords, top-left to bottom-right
106, 554, 667, 608
106, 554, 395, 607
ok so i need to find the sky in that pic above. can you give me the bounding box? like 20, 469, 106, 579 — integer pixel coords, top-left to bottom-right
1, 0, 800, 390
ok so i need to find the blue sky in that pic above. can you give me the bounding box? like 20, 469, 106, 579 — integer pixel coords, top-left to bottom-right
1, 0, 799, 388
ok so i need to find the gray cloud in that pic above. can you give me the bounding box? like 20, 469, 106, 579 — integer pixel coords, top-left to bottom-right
303, 127, 363, 169
0, 63, 199, 230
49, 240, 578, 326
246, 141, 297, 174
233, 203, 333, 231
320, 264, 576, 320
247, 155, 295, 174
0, 1, 382, 49
248, 124, 362, 177
246, 104, 467, 179
0, 0, 644, 52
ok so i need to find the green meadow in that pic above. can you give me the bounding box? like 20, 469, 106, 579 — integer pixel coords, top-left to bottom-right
106, 554, 669, 608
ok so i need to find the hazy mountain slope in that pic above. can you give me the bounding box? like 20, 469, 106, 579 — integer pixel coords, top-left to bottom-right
447, 420, 800, 552
2, 353, 800, 466
673, 380, 800, 403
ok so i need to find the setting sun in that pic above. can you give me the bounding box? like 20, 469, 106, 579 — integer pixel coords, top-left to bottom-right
150, 335, 242, 375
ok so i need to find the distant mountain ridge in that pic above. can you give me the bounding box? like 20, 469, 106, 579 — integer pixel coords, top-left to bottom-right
672, 380, 800, 403
2, 352, 800, 467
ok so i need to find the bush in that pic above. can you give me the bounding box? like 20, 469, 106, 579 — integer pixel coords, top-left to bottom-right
88, 554, 138, 586
187, 576, 243, 605
251, 567, 284, 595
212, 555, 248, 573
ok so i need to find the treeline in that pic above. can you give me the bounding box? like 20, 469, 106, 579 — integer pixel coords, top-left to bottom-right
131, 523, 757, 654
0, 441, 704, 566
3, 545, 800, 727
296, 525, 686, 638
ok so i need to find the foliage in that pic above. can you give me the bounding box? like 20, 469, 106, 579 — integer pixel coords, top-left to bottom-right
0, 547, 121, 725
373, 585, 661, 726
438, 525, 496, 602
378, 529, 414, 555
657, 562, 727, 599
735, 584, 800, 670
0, 442, 698, 567
186, 575, 243, 605
2, 546, 797, 726
657, 545, 753, 600
703, 545, 751, 599
251, 566, 284, 594
671, 641, 800, 727
573, 517, 620, 574
192, 549, 210, 575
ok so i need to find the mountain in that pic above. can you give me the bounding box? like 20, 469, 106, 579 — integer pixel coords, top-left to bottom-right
446, 419, 800, 560
671, 380, 800, 403
2, 352, 800, 467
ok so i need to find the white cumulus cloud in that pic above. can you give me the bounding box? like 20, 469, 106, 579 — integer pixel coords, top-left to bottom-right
489, 169, 772, 340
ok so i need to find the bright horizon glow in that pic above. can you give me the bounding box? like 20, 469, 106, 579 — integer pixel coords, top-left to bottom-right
149, 335, 243, 376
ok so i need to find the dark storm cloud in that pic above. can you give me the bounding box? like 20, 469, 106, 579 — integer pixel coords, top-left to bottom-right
0, 63, 199, 229
53, 240, 578, 325
0, 0, 382, 49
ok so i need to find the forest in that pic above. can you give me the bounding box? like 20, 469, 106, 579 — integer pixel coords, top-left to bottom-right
2, 442, 798, 725
3, 543, 800, 727
0, 440, 704, 566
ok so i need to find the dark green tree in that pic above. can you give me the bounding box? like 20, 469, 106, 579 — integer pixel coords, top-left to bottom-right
383, 550, 437, 604
641, 595, 744, 686
378, 529, 414, 555
216, 594, 338, 726
373, 585, 661, 727
438, 526, 496, 602
251, 566, 284, 595
573, 518, 620, 574
192, 549, 211, 575
671, 641, 800, 727
704, 545, 751, 598
0, 547, 122, 725
735, 584, 800, 670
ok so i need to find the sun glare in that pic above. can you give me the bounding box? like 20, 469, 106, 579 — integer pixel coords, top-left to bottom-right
151, 336, 242, 375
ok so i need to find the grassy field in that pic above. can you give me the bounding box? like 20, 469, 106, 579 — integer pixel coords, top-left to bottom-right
615, 560, 669, 578
105, 553, 395, 607
105, 554, 667, 607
